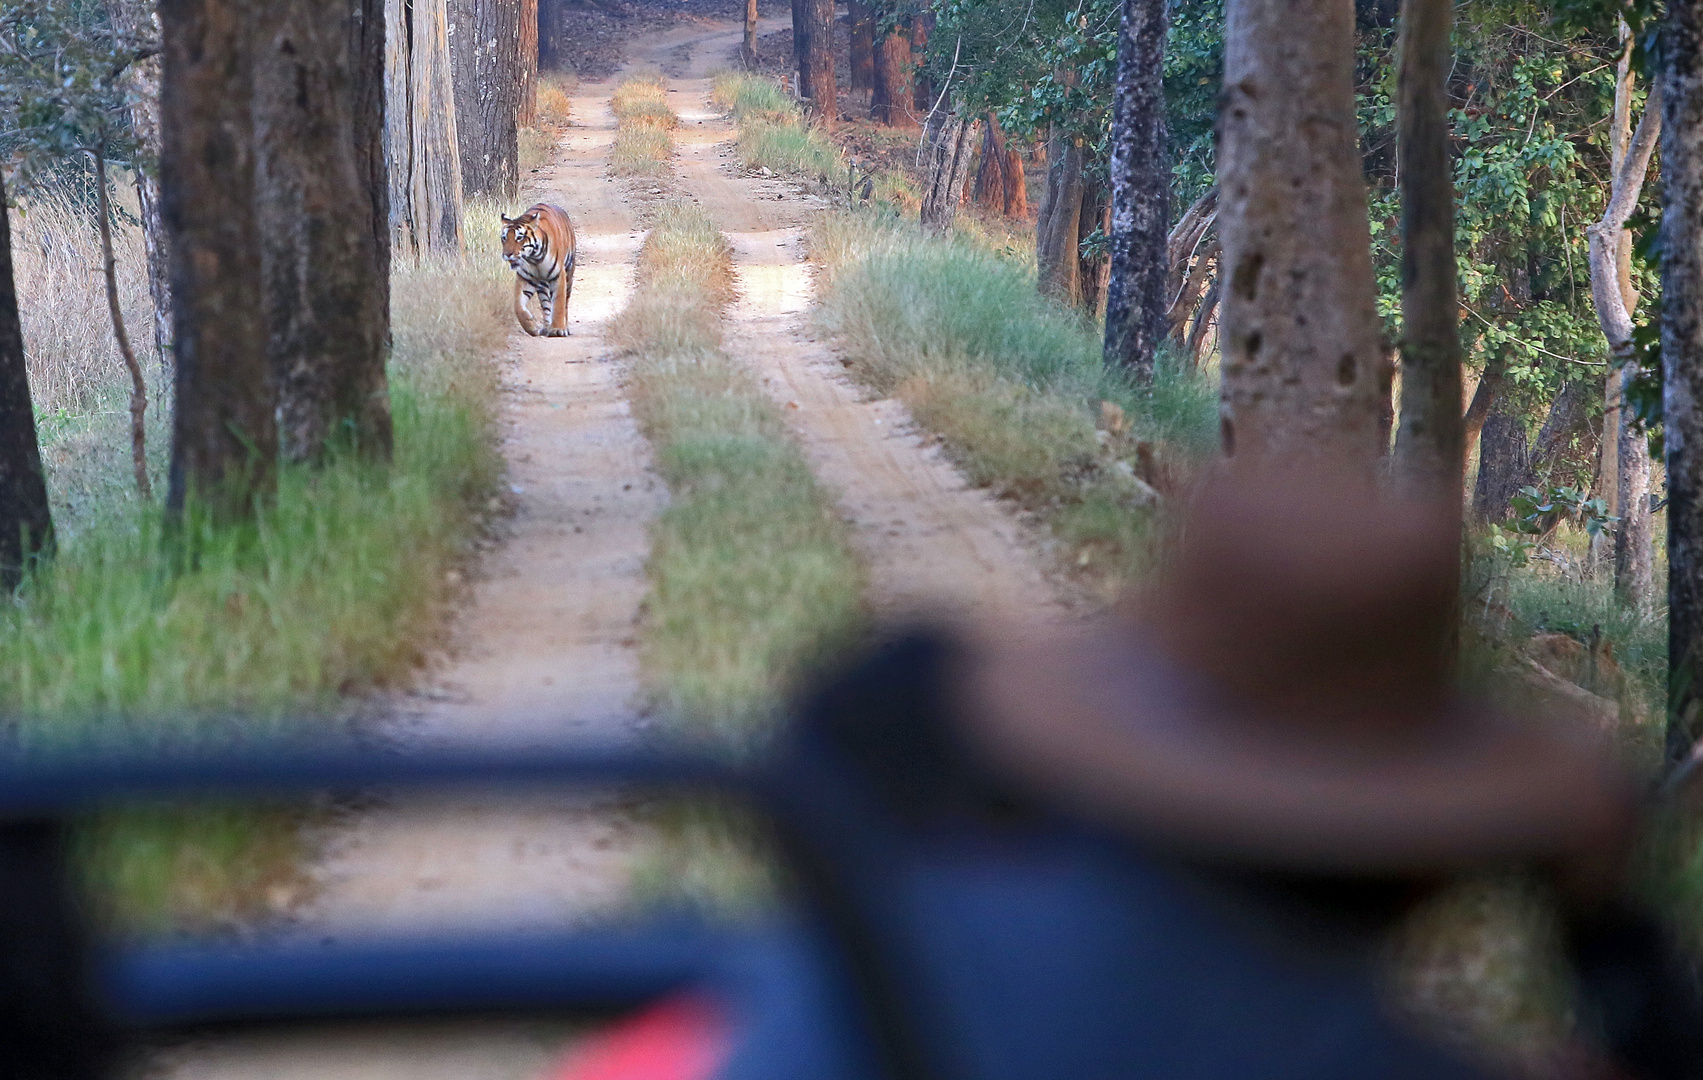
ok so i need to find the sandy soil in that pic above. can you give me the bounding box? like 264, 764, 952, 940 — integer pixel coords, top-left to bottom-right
155, 20, 1065, 1076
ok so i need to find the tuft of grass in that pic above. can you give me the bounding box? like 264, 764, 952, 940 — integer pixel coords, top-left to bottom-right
610, 73, 676, 179
520, 127, 556, 173
812, 210, 1214, 594
617, 201, 863, 747
711, 71, 843, 180
537, 72, 576, 127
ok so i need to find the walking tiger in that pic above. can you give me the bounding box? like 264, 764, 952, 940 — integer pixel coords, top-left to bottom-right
501, 203, 577, 338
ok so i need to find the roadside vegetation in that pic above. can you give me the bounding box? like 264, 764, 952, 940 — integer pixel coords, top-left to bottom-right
609, 72, 676, 179
4, 188, 510, 930
710, 72, 843, 181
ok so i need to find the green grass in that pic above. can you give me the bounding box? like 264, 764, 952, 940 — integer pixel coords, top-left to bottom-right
813, 210, 1215, 595
618, 201, 863, 748
711, 71, 843, 180
7, 223, 509, 932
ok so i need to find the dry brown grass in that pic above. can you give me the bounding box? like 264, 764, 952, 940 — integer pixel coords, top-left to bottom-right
611, 71, 677, 129
519, 127, 557, 174
537, 72, 576, 127
609, 73, 678, 179
12, 181, 163, 422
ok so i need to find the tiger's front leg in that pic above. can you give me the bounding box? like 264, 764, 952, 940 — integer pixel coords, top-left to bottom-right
542, 272, 570, 338
513, 277, 543, 337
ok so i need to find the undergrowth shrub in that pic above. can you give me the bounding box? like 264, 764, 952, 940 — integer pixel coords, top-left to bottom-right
710, 71, 842, 179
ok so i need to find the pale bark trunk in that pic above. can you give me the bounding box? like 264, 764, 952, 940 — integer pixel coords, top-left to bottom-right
448, 0, 521, 199
919, 110, 978, 234
1164, 187, 1217, 335
518, 0, 537, 126
1664, 0, 1703, 761
1391, 0, 1463, 506
160, 0, 276, 521
1216, 0, 1386, 466
871, 21, 915, 127
256, 0, 393, 463
1586, 87, 1660, 605
1187, 274, 1220, 366
385, 0, 466, 258
1035, 129, 1084, 306
1167, 233, 1218, 342
848, 0, 873, 88
1102, 0, 1168, 379
1594, 27, 1636, 574
0, 172, 54, 586
105, 0, 174, 377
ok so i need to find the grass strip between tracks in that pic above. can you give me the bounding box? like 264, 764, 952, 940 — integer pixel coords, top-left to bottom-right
611, 78, 861, 750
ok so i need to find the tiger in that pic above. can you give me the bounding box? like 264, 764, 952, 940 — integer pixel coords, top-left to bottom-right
501, 203, 577, 338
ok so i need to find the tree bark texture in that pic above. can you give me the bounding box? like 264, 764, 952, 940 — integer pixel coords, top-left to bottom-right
796, 0, 837, 118
106, 0, 174, 375
744, 0, 761, 69
1391, 0, 1463, 506
1595, 26, 1637, 576
518, 0, 537, 125
537, 0, 561, 69
1471, 403, 1529, 522
94, 148, 152, 500
0, 174, 54, 586
448, 0, 521, 199
919, 110, 978, 233
159, 0, 276, 521
1664, 0, 1703, 761
871, 20, 916, 127
385, 0, 466, 257
972, 113, 1027, 217
1035, 129, 1084, 307
848, 0, 874, 89
909, 14, 932, 115
1078, 171, 1110, 317
1101, 0, 1168, 379
1587, 89, 1660, 605
256, 0, 394, 464
1216, 0, 1387, 466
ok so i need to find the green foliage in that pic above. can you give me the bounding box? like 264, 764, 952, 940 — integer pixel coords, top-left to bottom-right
1507, 483, 1615, 539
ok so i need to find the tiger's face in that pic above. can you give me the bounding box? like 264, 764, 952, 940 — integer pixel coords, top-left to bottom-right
501, 215, 545, 270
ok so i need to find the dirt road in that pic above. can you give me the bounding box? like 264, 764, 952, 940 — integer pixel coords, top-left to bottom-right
160, 18, 1064, 1076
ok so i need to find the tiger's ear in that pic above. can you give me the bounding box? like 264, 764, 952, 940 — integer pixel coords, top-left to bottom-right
500, 214, 515, 224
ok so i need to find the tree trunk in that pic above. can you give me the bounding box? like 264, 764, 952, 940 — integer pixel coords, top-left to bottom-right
1164, 190, 1217, 342
1216, 0, 1386, 466
1664, 0, 1703, 761
1461, 352, 1505, 452
972, 113, 1026, 217
1595, 25, 1637, 577
848, 0, 873, 89
1586, 88, 1660, 605
537, 0, 560, 69
1186, 274, 1220, 366
744, 0, 761, 69
1472, 404, 1530, 522
160, 0, 276, 522
448, 0, 521, 199
796, 0, 837, 119
871, 18, 915, 127
105, 0, 174, 377
1101, 0, 1168, 379
0, 173, 54, 586
386, 0, 465, 257
1077, 169, 1110, 317
1391, 0, 1463, 510
93, 147, 151, 501
909, 13, 932, 116
919, 110, 978, 234
1035, 129, 1084, 307
256, 0, 394, 464
518, 0, 537, 126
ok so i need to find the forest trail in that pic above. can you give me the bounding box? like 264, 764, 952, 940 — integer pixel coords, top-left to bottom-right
159, 18, 1064, 1077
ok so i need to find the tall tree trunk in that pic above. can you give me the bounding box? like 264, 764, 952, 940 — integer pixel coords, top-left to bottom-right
1664, 0, 1703, 762
871, 17, 915, 127
1594, 25, 1638, 576
448, 0, 521, 199
160, 0, 275, 521
1392, 0, 1463, 510
93, 147, 152, 500
1216, 0, 1386, 466
0, 174, 54, 586
972, 113, 1026, 217
1035, 129, 1084, 307
1077, 169, 1110, 317
518, 0, 537, 126
744, 0, 760, 69
385, 0, 466, 257
919, 110, 978, 233
1186, 274, 1220, 365
796, 0, 837, 119
537, 0, 561, 69
909, 13, 932, 115
1163, 187, 1217, 342
1472, 404, 1529, 522
848, 0, 874, 89
105, 0, 174, 378
256, 0, 393, 463
1101, 0, 1168, 378
1586, 87, 1660, 606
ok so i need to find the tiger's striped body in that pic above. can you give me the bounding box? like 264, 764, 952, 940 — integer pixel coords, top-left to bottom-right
501, 203, 577, 338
